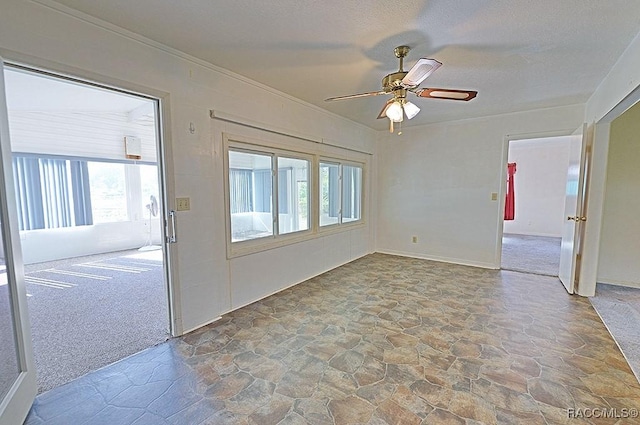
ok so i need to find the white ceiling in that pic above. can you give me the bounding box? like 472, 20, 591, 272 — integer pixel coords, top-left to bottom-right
4, 68, 151, 113
47, 0, 640, 130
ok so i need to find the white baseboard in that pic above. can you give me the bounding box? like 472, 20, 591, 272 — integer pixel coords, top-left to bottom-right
375, 249, 497, 270
597, 279, 640, 289
181, 316, 223, 336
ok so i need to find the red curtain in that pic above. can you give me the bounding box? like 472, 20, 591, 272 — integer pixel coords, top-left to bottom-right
504, 162, 517, 220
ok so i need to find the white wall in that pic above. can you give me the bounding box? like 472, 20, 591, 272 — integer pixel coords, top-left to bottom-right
596, 101, 640, 288
503, 137, 571, 237
0, 0, 377, 333
8, 110, 157, 162
19, 219, 161, 264
376, 104, 584, 268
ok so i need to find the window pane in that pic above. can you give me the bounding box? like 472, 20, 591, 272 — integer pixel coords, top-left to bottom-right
140, 164, 159, 216
342, 165, 362, 223
319, 162, 340, 227
87, 162, 128, 223
278, 157, 309, 235
229, 150, 273, 242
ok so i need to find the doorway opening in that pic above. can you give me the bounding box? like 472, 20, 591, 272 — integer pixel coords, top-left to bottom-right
588, 98, 640, 381
500, 136, 572, 277
3, 65, 171, 393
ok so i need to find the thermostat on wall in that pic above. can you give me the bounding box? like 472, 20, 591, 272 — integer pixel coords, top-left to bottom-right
124, 136, 142, 160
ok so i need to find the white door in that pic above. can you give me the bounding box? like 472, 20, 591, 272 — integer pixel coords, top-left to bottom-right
0, 58, 37, 424
558, 123, 588, 294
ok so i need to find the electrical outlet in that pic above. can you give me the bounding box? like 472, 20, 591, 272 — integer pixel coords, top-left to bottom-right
412, 236, 418, 243
176, 197, 190, 211
491, 192, 498, 201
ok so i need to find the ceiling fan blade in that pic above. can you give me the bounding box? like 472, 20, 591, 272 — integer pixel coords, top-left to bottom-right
402, 58, 442, 87
325, 91, 387, 101
415, 88, 478, 101
377, 99, 393, 119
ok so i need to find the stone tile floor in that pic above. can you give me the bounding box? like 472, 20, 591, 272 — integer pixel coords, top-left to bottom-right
25, 254, 640, 424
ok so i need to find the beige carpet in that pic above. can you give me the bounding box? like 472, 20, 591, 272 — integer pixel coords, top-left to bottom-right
501, 233, 561, 276
590, 283, 640, 382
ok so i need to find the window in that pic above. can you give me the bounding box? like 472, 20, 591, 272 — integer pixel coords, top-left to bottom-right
342, 165, 362, 223
320, 161, 363, 227
278, 157, 309, 235
140, 164, 160, 215
225, 137, 364, 256
228, 146, 312, 245
12, 155, 93, 230
87, 162, 128, 223
228, 150, 274, 242
12, 155, 158, 229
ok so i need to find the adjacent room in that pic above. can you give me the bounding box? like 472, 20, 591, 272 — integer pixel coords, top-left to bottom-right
3, 67, 170, 393
500, 136, 572, 277
1, 1, 640, 424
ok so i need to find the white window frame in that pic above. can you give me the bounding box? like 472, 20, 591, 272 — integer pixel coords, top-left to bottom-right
224, 137, 315, 257
318, 158, 364, 230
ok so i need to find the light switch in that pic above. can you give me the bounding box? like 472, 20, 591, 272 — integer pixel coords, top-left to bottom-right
176, 197, 191, 211
491, 192, 498, 201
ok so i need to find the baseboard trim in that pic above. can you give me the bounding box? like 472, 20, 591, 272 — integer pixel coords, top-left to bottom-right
375, 249, 497, 270
181, 316, 223, 336
597, 279, 640, 289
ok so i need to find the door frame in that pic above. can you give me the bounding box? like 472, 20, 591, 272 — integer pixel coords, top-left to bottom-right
0, 54, 37, 425
494, 128, 578, 270
0, 50, 183, 336
577, 85, 640, 296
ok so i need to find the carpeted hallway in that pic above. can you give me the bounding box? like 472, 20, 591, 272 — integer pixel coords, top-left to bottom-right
24, 249, 169, 393
501, 233, 561, 277
591, 283, 640, 382
25, 253, 640, 424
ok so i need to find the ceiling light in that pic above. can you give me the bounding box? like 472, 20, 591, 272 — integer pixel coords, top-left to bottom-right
403, 101, 420, 119
385, 101, 403, 122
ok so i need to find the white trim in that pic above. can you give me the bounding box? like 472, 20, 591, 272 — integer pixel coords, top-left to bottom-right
596, 279, 640, 289
376, 249, 497, 270
211, 110, 373, 155
181, 316, 223, 336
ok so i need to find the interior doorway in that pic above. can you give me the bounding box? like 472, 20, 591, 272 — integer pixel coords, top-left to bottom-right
3, 65, 171, 393
500, 136, 572, 276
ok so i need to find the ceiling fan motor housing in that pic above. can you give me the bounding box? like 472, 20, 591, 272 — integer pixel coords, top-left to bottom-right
382, 71, 409, 91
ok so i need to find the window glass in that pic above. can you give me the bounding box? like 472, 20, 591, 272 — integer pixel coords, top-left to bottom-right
140, 165, 159, 216
228, 150, 273, 242
319, 162, 340, 227
87, 162, 128, 223
278, 157, 309, 234
342, 165, 362, 223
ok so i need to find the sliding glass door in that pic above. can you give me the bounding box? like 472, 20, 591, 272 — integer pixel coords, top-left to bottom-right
0, 56, 37, 424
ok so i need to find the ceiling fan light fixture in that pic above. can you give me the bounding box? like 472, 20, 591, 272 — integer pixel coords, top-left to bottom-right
403, 101, 420, 119
385, 101, 404, 122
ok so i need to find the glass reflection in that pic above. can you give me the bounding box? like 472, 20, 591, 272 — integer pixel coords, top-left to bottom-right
0, 215, 20, 400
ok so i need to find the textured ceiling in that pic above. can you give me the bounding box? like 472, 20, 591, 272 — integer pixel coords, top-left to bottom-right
47, 0, 640, 130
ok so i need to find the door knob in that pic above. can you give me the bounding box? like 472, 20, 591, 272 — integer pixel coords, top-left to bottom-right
567, 216, 587, 222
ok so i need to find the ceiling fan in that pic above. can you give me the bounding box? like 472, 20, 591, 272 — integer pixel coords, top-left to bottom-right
325, 45, 477, 132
